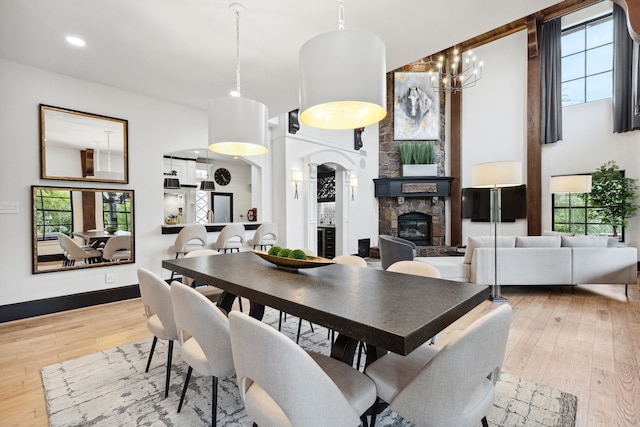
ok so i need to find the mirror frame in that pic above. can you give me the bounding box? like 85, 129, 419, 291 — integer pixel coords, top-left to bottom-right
40, 104, 129, 183
32, 185, 135, 274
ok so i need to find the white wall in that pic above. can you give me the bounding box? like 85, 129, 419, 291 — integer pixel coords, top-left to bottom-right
461, 30, 529, 242
0, 58, 381, 306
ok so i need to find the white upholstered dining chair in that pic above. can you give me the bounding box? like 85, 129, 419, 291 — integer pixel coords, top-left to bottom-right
171, 282, 235, 425
246, 222, 278, 250
365, 304, 512, 427
168, 224, 208, 280
57, 232, 102, 266
229, 311, 377, 427
101, 235, 131, 262
210, 223, 245, 253
137, 268, 179, 398
333, 254, 368, 267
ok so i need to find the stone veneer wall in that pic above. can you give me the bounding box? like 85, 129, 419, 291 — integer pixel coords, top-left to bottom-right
378, 59, 452, 257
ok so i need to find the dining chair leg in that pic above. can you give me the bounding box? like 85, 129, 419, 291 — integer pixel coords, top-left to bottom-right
145, 336, 158, 373
369, 397, 380, 427
296, 318, 303, 344
481, 416, 489, 427
278, 311, 283, 331
177, 366, 193, 413
165, 340, 173, 398
170, 253, 179, 281
212, 376, 218, 426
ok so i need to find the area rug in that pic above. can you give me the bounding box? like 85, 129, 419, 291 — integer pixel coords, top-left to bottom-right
42, 307, 577, 427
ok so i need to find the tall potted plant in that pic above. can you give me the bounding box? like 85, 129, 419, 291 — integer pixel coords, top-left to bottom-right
588, 160, 639, 237
400, 141, 436, 176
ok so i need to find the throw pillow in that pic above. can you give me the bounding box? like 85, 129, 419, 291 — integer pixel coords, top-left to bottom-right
560, 235, 608, 247
463, 236, 516, 264
515, 236, 561, 248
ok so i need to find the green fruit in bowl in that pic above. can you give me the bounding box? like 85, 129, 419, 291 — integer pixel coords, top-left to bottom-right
277, 248, 291, 258
288, 249, 307, 260
268, 246, 282, 256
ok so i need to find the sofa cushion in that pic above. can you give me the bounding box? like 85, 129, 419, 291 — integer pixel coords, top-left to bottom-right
515, 236, 561, 248
542, 230, 575, 237
414, 256, 470, 281
463, 236, 516, 264
561, 235, 608, 248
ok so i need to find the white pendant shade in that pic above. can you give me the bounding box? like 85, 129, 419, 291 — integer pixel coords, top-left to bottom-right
550, 175, 592, 193
208, 96, 269, 156
299, 30, 387, 130
471, 161, 522, 188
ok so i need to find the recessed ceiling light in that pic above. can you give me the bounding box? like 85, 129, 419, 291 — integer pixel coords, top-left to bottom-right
230, 90, 240, 97
66, 36, 86, 47
193, 150, 200, 154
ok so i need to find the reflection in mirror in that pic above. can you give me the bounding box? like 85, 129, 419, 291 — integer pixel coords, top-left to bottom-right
32, 186, 135, 273
40, 105, 128, 183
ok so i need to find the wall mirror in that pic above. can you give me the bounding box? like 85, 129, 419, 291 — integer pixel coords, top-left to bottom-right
40, 104, 128, 183
32, 186, 135, 274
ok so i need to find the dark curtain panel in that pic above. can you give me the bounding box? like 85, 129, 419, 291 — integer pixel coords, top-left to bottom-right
613, 4, 640, 133
540, 18, 563, 144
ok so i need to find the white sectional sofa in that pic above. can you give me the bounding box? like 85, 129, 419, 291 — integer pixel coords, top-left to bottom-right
416, 235, 638, 294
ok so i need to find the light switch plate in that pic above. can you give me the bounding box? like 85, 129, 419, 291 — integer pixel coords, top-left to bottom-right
0, 201, 19, 214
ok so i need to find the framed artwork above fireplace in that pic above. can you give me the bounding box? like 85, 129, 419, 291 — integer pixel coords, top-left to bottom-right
393, 72, 440, 140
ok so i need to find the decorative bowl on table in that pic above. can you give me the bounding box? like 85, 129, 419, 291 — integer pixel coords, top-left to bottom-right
253, 250, 335, 269
105, 226, 118, 234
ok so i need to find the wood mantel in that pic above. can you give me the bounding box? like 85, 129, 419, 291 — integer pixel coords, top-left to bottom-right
373, 177, 454, 198
613, 0, 640, 43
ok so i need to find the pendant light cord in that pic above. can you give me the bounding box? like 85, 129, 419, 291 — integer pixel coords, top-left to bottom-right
235, 7, 241, 97
338, 0, 345, 30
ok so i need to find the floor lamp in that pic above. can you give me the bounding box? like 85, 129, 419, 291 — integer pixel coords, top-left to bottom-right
550, 175, 592, 234
471, 161, 522, 302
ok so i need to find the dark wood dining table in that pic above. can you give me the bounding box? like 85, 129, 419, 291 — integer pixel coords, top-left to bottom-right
162, 251, 489, 365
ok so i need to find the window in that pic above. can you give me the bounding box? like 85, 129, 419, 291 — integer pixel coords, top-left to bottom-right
552, 192, 621, 239
102, 192, 132, 231
561, 14, 613, 107
35, 188, 73, 241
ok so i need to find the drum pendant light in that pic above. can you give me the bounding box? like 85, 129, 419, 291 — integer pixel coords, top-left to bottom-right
208, 2, 269, 156
298, 0, 387, 130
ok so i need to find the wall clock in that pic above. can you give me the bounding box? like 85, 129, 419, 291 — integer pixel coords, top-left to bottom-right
214, 168, 231, 186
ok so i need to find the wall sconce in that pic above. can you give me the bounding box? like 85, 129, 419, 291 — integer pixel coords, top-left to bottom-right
350, 174, 358, 201
292, 170, 303, 199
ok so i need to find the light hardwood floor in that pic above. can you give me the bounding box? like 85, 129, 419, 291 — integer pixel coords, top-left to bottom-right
1, 283, 638, 426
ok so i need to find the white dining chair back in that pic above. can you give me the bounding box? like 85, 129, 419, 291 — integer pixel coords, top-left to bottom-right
210, 223, 245, 253
229, 311, 376, 427
101, 235, 131, 261
137, 268, 179, 398
333, 255, 367, 267
171, 283, 235, 424
170, 224, 207, 255
57, 232, 102, 266
365, 304, 512, 427
387, 260, 441, 278
247, 222, 278, 250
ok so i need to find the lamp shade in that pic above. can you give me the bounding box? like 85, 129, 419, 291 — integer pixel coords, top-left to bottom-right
471, 161, 522, 188
164, 177, 180, 189
550, 175, 592, 193
200, 180, 216, 191
299, 30, 387, 130
291, 170, 303, 183
208, 96, 269, 156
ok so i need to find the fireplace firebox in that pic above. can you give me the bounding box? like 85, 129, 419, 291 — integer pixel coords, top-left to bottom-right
398, 212, 431, 246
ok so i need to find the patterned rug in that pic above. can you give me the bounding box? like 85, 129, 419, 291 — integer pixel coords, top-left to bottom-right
42, 307, 577, 426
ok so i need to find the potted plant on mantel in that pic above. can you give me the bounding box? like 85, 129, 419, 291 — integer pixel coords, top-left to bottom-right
400, 141, 437, 176
587, 160, 639, 237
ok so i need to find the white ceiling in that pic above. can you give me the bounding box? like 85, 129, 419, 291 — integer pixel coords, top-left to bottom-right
0, 0, 563, 119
